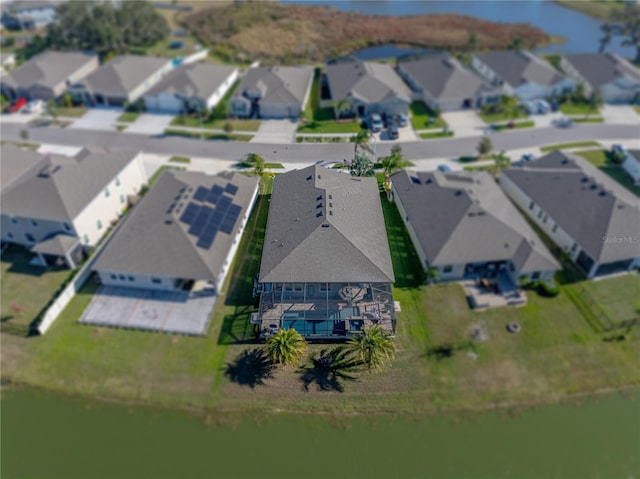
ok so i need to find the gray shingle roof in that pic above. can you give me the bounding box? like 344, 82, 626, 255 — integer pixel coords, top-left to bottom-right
1, 146, 138, 222
392, 170, 559, 273
326, 60, 411, 104
80, 55, 171, 97
232, 66, 313, 106
144, 63, 237, 100
475, 50, 565, 87
562, 53, 640, 89
398, 55, 501, 100
0, 144, 44, 190
31, 233, 79, 256
502, 151, 640, 264
93, 171, 259, 281
2, 50, 98, 90
259, 165, 395, 284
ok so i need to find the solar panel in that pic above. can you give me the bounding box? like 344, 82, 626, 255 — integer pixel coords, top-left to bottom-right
206, 185, 225, 205
188, 205, 213, 236
196, 235, 215, 250
193, 186, 209, 202
228, 204, 242, 218
210, 208, 225, 224
179, 203, 200, 225
217, 195, 232, 212
225, 183, 239, 195
219, 218, 235, 234
219, 204, 242, 234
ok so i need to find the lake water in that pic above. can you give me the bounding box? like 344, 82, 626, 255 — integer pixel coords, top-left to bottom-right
283, 0, 635, 58
2, 387, 638, 479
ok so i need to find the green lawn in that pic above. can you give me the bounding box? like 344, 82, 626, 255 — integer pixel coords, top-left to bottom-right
1, 245, 75, 336
419, 131, 454, 139
170, 116, 261, 132
410, 101, 447, 130
559, 102, 600, 116
479, 109, 529, 123
164, 129, 253, 141
540, 141, 600, 152
54, 106, 87, 118
117, 111, 141, 123
492, 120, 535, 131
297, 136, 353, 143
572, 117, 604, 124
169, 156, 191, 164
573, 149, 640, 196
634, 106, 640, 115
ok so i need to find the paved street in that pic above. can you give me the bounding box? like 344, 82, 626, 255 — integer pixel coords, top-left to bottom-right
2, 122, 639, 164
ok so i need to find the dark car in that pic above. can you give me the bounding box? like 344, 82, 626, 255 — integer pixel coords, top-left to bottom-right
387, 123, 399, 140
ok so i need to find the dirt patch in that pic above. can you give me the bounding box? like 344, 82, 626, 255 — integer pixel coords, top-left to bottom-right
183, 3, 551, 63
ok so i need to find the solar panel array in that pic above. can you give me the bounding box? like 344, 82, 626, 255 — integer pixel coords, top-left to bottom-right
178, 182, 243, 250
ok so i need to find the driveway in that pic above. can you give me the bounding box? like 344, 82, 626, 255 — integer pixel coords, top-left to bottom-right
79, 286, 217, 336
600, 105, 639, 125
441, 110, 487, 138
69, 108, 121, 131
126, 113, 175, 135
251, 119, 297, 143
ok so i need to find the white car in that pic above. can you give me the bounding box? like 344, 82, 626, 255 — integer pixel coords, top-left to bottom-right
370, 114, 383, 133
23, 100, 44, 114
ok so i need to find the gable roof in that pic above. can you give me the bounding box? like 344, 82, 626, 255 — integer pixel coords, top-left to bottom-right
562, 53, 640, 89
80, 55, 171, 97
259, 166, 394, 284
475, 50, 565, 87
326, 60, 411, 104
2, 50, 98, 90
502, 151, 640, 264
1, 146, 138, 222
232, 65, 313, 106
0, 144, 44, 190
144, 63, 237, 100
392, 170, 559, 273
398, 55, 501, 100
93, 170, 259, 281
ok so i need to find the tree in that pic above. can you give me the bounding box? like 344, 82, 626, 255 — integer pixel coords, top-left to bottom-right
587, 91, 603, 118
334, 98, 352, 119
380, 145, 409, 179
509, 35, 523, 51
492, 151, 510, 178
62, 93, 73, 109
353, 129, 372, 160
47, 0, 169, 56
572, 83, 586, 103
223, 121, 234, 134
601, 3, 640, 63
266, 328, 307, 366
347, 325, 396, 370
246, 153, 265, 177
466, 32, 479, 53
350, 153, 374, 177
477, 136, 492, 158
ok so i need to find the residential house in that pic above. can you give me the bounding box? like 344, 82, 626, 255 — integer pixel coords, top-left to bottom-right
0, 50, 99, 101
392, 170, 559, 287
0, 52, 16, 73
472, 50, 574, 101
1, 145, 147, 268
143, 63, 239, 114
622, 150, 640, 186
397, 55, 503, 111
230, 65, 313, 119
257, 165, 396, 339
69, 55, 174, 107
560, 53, 640, 103
324, 59, 411, 117
1, 1, 56, 30
501, 151, 640, 278
92, 170, 259, 294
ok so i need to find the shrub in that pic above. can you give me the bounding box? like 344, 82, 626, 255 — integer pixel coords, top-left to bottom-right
535, 280, 560, 297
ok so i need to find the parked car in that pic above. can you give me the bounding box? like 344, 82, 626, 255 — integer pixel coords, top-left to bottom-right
23, 99, 44, 114
611, 144, 628, 156
554, 117, 573, 128
387, 123, 399, 140
522, 101, 537, 115
534, 99, 551, 114
437, 164, 452, 172
520, 153, 535, 163
396, 113, 408, 127
5, 97, 26, 114
370, 113, 383, 132
549, 100, 560, 112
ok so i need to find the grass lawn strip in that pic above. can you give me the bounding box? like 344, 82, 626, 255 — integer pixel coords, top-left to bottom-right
540, 141, 600, 152
117, 111, 141, 123
410, 101, 447, 130
419, 131, 454, 139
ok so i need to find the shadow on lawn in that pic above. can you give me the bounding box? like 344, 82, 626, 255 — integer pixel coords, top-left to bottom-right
298, 347, 360, 393
224, 348, 274, 388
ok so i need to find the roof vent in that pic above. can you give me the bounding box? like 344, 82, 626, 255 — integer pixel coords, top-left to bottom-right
599, 190, 606, 197
455, 190, 462, 196
410, 176, 421, 185
617, 204, 625, 209
318, 175, 322, 179
307, 175, 313, 181
425, 178, 432, 185
316, 195, 323, 201
468, 212, 476, 217
316, 211, 323, 217
329, 194, 333, 199
590, 184, 598, 190
165, 219, 173, 225
477, 211, 486, 216
581, 177, 589, 183
504, 243, 510, 248
321, 223, 330, 228
294, 217, 300, 222
316, 203, 323, 209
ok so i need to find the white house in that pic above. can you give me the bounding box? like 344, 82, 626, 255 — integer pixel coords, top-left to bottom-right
92, 170, 259, 294
622, 150, 640, 186
472, 50, 574, 101
0, 145, 147, 268
143, 63, 239, 114
501, 151, 640, 278
560, 53, 640, 103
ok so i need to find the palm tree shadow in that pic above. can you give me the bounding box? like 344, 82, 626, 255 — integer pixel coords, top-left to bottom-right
224, 348, 274, 389
297, 347, 360, 393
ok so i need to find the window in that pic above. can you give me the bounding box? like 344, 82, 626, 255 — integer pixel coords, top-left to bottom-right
529, 201, 534, 211
120, 194, 125, 204
119, 275, 125, 280
571, 243, 578, 253
320, 283, 329, 292
115, 177, 121, 187
151, 278, 162, 284
128, 276, 134, 282
293, 283, 303, 291
7, 232, 14, 239
63, 222, 72, 231
97, 220, 102, 230
104, 187, 110, 198
542, 214, 548, 224
25, 233, 35, 243
31, 220, 39, 227
537, 209, 544, 219
110, 274, 117, 280
11, 217, 18, 224
443, 265, 453, 273
532, 272, 541, 280
552, 223, 558, 233
83, 234, 89, 244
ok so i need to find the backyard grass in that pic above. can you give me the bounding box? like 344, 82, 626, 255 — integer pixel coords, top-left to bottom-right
1, 245, 74, 336
573, 149, 640, 196
117, 111, 141, 123
540, 141, 600, 152
419, 131, 454, 139
410, 101, 447, 130
2, 189, 638, 416
559, 102, 600, 116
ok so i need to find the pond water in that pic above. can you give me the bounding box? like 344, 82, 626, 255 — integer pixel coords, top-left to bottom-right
2, 387, 638, 478
283, 0, 635, 58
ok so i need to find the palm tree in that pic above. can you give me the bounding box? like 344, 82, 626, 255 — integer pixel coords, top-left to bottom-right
266, 328, 307, 366
347, 325, 396, 370
353, 129, 372, 160
380, 145, 409, 199
246, 153, 265, 177
492, 151, 510, 178
477, 136, 492, 159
